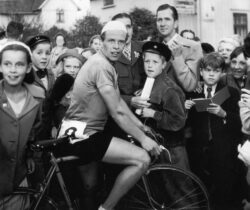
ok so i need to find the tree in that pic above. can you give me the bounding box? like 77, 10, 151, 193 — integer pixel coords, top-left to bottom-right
8, 14, 43, 42
72, 15, 103, 48
129, 7, 157, 41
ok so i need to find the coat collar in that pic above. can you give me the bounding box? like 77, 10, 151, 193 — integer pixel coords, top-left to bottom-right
0, 81, 44, 119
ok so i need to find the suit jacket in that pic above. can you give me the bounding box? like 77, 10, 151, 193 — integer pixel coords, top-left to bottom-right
114, 40, 146, 105
186, 82, 242, 170
156, 35, 203, 92
0, 82, 44, 198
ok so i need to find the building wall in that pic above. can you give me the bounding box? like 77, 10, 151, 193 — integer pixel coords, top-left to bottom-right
198, 0, 250, 48
40, 0, 86, 30
0, 16, 11, 29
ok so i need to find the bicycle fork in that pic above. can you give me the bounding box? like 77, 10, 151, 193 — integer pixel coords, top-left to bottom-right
142, 174, 166, 210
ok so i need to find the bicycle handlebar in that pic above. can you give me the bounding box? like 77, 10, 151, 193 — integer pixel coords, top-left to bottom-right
31, 136, 69, 151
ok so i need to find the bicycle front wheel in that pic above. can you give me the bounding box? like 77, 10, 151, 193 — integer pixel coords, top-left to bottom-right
0, 187, 58, 210
116, 164, 210, 210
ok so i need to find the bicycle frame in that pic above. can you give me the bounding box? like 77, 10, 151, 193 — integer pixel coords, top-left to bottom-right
32, 152, 76, 210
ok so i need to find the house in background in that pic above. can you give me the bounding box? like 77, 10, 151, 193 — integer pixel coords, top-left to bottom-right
89, 0, 250, 48
0, 0, 88, 31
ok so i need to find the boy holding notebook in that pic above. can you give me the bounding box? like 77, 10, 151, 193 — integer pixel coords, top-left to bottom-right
185, 52, 245, 209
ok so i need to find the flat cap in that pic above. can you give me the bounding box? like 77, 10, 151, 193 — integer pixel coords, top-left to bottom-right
142, 41, 172, 62
26, 34, 51, 49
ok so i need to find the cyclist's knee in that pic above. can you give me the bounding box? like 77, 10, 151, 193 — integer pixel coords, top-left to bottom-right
136, 150, 151, 171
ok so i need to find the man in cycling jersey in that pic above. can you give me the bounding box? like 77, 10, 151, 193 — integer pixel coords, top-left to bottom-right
62, 20, 161, 210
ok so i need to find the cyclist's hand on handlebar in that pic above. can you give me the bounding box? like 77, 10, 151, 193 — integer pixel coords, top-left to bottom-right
141, 136, 162, 157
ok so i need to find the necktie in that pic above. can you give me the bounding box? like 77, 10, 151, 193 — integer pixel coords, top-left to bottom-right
36, 69, 47, 79
207, 87, 212, 98
123, 46, 131, 61
207, 87, 212, 140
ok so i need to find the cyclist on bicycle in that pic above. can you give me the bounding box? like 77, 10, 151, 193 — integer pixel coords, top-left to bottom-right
58, 20, 161, 210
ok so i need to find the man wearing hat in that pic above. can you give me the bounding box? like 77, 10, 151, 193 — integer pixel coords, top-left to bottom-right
156, 4, 202, 92
61, 21, 161, 210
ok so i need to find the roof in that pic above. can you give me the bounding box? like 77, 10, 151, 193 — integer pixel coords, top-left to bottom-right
0, 0, 45, 14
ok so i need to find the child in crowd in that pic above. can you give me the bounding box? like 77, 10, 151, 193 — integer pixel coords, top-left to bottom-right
26, 34, 55, 94
138, 41, 193, 207
0, 41, 44, 209
25, 35, 55, 189
89, 34, 102, 52
48, 48, 90, 209
139, 41, 187, 169
185, 52, 246, 209
49, 48, 86, 135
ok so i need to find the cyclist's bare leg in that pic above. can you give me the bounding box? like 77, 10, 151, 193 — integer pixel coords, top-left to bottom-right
100, 137, 151, 210
78, 162, 100, 210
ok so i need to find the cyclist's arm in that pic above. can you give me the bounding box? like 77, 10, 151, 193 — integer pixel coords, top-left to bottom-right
99, 85, 146, 144
120, 98, 145, 131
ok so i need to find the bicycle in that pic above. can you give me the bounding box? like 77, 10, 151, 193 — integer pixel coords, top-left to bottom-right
1, 130, 210, 210
115, 128, 211, 210
0, 136, 80, 210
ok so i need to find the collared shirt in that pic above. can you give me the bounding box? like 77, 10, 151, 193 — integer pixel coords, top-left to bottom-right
204, 84, 217, 98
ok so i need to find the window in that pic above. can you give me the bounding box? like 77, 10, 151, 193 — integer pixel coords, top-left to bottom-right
103, 0, 114, 7
233, 13, 248, 38
56, 9, 64, 23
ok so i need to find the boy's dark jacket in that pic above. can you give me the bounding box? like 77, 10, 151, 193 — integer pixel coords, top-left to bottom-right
146, 73, 186, 148
186, 81, 242, 170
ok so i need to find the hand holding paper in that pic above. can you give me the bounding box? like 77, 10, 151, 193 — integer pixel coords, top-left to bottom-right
193, 87, 230, 112
207, 103, 226, 118
136, 77, 154, 115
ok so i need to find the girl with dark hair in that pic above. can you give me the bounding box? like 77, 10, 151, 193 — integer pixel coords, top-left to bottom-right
0, 41, 44, 209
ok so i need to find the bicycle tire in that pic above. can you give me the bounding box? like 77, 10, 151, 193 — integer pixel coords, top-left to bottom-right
0, 187, 58, 210
116, 164, 211, 210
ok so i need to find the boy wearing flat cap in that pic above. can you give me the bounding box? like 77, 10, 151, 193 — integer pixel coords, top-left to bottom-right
138, 41, 191, 206
139, 41, 188, 170
26, 34, 55, 94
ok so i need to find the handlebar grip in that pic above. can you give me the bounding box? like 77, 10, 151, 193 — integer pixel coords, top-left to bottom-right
31, 136, 69, 150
